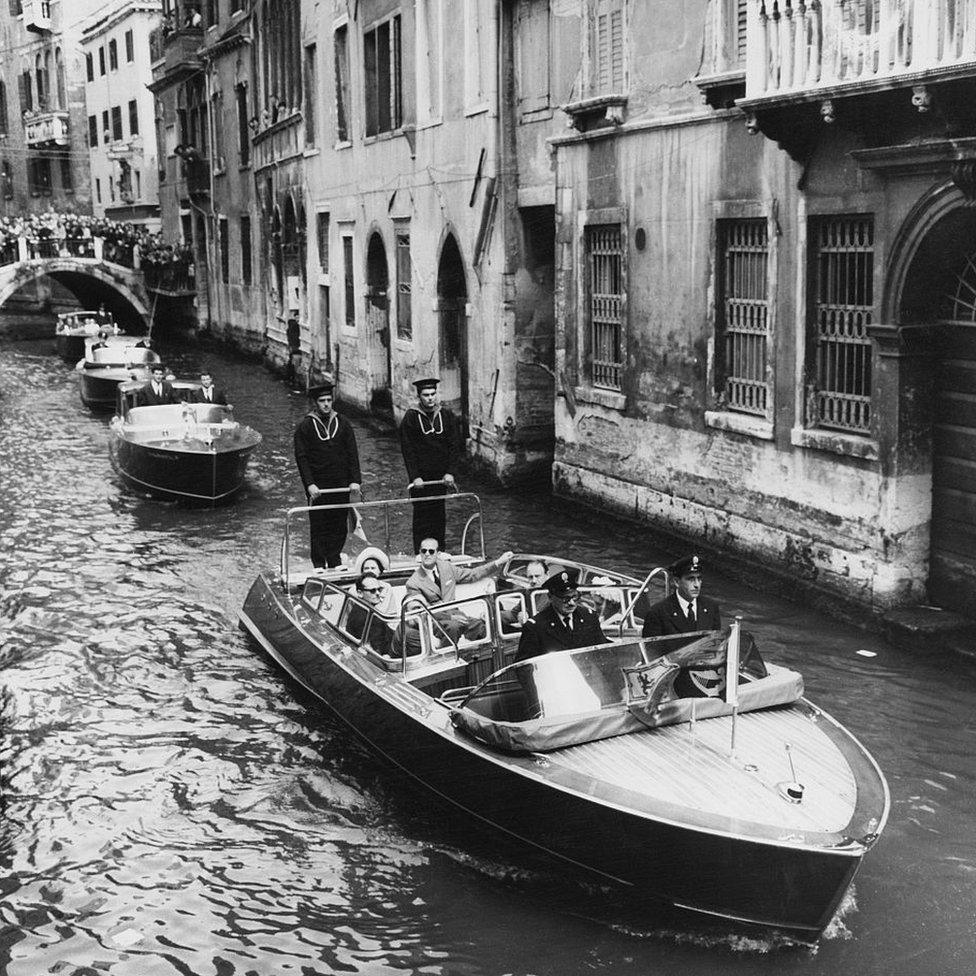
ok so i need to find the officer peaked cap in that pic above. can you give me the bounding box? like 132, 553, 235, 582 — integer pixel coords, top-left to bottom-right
669, 554, 703, 578
544, 568, 580, 596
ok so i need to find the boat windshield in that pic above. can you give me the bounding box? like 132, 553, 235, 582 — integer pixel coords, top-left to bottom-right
460, 634, 718, 722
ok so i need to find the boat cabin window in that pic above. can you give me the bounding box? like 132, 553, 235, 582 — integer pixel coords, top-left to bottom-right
462, 642, 650, 722
460, 632, 725, 722
527, 584, 633, 629
495, 592, 526, 635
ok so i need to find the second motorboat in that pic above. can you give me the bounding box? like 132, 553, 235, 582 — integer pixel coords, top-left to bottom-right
109, 379, 262, 504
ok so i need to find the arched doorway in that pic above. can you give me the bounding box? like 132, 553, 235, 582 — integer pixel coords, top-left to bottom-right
899, 203, 976, 612
282, 196, 299, 311
436, 234, 468, 435
365, 231, 392, 413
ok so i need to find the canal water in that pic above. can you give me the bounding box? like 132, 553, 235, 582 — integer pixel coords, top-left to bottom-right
1, 337, 974, 976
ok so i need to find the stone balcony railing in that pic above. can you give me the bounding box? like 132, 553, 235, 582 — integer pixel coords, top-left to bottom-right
744, 0, 976, 102
24, 109, 69, 148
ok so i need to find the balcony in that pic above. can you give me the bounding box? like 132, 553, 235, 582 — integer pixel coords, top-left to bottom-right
24, 109, 69, 148
743, 0, 976, 104
148, 4, 203, 90
181, 156, 210, 197
24, 0, 52, 33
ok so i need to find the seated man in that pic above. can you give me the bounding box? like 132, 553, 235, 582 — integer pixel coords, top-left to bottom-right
499, 558, 550, 633
406, 537, 513, 648
515, 568, 610, 663
138, 364, 177, 406
350, 574, 397, 657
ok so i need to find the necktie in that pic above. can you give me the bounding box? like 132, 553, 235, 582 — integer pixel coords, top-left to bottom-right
687, 603, 696, 628
154, 384, 161, 396
432, 568, 440, 589
563, 614, 573, 630
206, 391, 212, 401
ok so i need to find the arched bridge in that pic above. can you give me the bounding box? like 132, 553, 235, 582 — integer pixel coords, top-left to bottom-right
0, 235, 154, 330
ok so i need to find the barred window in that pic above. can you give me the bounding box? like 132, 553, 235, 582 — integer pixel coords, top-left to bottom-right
716, 218, 770, 416
586, 224, 625, 390
343, 235, 355, 326
810, 215, 874, 435
396, 229, 412, 340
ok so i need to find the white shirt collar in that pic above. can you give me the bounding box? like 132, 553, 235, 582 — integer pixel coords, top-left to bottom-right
676, 593, 696, 615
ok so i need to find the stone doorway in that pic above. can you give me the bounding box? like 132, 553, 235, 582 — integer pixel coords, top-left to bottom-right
436, 234, 468, 437
365, 231, 392, 415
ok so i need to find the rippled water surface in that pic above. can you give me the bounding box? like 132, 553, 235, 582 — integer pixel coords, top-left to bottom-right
2, 337, 975, 976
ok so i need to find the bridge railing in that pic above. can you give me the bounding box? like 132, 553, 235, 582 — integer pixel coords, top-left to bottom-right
0, 235, 142, 269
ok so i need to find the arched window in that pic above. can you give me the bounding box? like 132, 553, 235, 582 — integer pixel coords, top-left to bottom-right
35, 52, 48, 111
1, 160, 13, 201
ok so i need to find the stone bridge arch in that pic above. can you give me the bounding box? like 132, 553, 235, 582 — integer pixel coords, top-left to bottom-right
0, 257, 152, 331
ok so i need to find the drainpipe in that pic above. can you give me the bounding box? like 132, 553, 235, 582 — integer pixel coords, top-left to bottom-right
204, 55, 221, 339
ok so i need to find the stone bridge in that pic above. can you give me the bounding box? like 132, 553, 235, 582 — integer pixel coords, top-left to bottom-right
0, 236, 153, 329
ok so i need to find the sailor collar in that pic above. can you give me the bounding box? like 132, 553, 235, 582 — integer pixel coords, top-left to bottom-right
308, 412, 340, 440
413, 408, 444, 436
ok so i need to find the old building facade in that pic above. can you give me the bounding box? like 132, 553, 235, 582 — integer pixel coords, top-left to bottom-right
82, 1, 162, 230
0, 0, 100, 215
549, 0, 976, 615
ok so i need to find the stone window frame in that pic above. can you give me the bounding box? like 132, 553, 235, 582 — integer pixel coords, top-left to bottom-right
705, 200, 776, 442
574, 205, 628, 412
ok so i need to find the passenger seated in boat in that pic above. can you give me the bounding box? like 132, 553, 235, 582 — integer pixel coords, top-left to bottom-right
499, 558, 549, 632
350, 546, 393, 612
137, 365, 177, 406
514, 569, 610, 663
90, 327, 113, 350
406, 537, 512, 647
350, 574, 397, 657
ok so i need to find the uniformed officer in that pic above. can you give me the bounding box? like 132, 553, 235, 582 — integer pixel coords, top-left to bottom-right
641, 554, 722, 638
398, 377, 458, 553
294, 381, 361, 568
514, 568, 609, 663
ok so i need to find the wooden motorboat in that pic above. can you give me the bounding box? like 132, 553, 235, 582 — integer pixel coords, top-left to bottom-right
238, 493, 889, 941
75, 335, 160, 409
55, 309, 121, 362
108, 380, 262, 504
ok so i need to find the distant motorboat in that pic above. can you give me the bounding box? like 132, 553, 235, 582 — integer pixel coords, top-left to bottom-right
55, 309, 121, 362
75, 335, 159, 410
109, 380, 262, 504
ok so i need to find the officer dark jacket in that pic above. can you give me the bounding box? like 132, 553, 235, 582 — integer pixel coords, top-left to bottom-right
641, 593, 722, 638
515, 603, 609, 663
399, 407, 457, 481
294, 412, 362, 492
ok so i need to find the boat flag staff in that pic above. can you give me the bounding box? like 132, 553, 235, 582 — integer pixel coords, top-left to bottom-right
398, 377, 458, 553
294, 381, 361, 569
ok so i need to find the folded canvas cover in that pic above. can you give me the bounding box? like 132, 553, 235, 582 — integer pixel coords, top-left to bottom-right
451, 661, 803, 754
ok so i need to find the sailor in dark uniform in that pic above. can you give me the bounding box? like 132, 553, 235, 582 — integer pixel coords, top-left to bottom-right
399, 377, 458, 553
294, 381, 362, 569
515, 569, 610, 663
641, 554, 722, 639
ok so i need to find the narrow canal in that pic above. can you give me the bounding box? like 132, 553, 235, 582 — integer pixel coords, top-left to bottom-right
1, 337, 974, 976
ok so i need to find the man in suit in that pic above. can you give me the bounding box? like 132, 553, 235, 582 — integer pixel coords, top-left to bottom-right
641, 554, 722, 639
190, 370, 229, 406
515, 569, 610, 663
642, 554, 724, 697
399, 377, 459, 552
405, 537, 513, 646
138, 364, 177, 406
293, 381, 361, 569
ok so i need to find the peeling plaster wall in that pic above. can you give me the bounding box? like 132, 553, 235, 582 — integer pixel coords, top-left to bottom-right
552, 65, 939, 608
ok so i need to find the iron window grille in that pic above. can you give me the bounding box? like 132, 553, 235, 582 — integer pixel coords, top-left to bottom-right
716, 218, 770, 416
809, 215, 875, 435
396, 231, 412, 340
585, 224, 625, 390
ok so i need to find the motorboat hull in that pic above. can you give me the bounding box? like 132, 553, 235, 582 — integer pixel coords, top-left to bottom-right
110, 436, 259, 504
55, 332, 88, 363
240, 573, 884, 939
79, 366, 149, 409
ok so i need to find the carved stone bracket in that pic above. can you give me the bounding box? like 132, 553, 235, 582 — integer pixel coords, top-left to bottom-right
911, 85, 932, 113
950, 159, 976, 202
820, 99, 835, 124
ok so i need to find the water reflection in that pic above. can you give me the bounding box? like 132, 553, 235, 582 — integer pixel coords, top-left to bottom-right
1, 337, 976, 975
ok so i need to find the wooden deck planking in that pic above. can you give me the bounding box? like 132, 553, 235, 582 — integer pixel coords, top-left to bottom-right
548, 706, 856, 833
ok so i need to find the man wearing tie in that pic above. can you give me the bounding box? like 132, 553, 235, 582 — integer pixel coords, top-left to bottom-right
515, 569, 609, 662
641, 554, 722, 639
190, 370, 229, 406
138, 364, 176, 406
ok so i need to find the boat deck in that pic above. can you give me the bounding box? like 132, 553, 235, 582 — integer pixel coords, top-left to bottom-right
547, 705, 856, 835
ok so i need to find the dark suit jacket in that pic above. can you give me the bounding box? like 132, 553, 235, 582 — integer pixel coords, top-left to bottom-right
190, 386, 228, 406
641, 593, 722, 638
137, 381, 177, 406
515, 603, 609, 662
